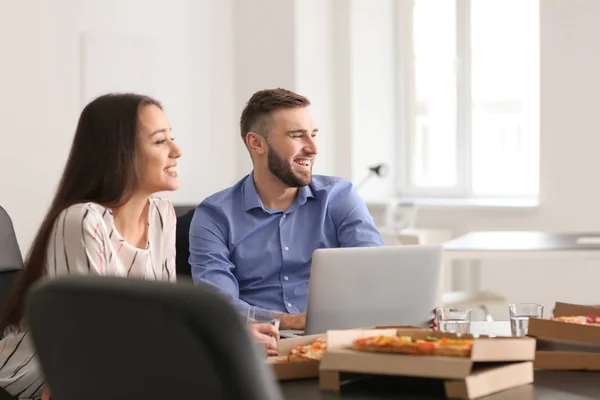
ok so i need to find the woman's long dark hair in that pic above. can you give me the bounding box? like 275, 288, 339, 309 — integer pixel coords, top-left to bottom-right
3, 93, 162, 327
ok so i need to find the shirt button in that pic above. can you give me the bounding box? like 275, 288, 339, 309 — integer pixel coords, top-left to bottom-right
287, 303, 292, 307
284, 246, 289, 251
282, 214, 286, 218
284, 276, 289, 280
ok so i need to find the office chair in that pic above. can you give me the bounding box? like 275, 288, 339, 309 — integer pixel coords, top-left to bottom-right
26, 276, 283, 400
0, 206, 22, 331
0, 206, 22, 271
0, 206, 22, 399
175, 208, 195, 278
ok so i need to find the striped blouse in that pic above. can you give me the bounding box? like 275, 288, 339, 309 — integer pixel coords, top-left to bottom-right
0, 198, 177, 399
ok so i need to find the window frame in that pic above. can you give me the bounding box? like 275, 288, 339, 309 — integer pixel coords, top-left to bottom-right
394, 0, 539, 201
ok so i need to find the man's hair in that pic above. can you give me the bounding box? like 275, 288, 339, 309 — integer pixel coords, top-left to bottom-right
240, 88, 310, 143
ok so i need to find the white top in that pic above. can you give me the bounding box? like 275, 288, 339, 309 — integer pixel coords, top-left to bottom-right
0, 198, 176, 399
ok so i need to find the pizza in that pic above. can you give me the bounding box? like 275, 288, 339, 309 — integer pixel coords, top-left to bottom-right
550, 314, 600, 326
352, 335, 473, 358
288, 337, 327, 362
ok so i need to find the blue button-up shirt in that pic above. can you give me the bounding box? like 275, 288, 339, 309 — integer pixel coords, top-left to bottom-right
189, 172, 384, 316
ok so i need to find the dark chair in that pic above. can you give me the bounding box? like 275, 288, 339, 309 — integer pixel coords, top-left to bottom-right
0, 206, 22, 272
26, 276, 283, 400
0, 206, 22, 399
175, 208, 195, 278
0, 206, 22, 329
0, 270, 18, 326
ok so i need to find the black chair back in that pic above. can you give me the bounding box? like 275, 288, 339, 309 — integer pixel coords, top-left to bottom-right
26, 276, 283, 400
0, 206, 22, 271
175, 208, 195, 278
0, 206, 22, 334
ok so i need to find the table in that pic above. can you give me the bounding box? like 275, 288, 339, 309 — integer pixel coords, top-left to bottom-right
280, 371, 600, 399
441, 231, 600, 312
281, 370, 600, 399
280, 321, 600, 399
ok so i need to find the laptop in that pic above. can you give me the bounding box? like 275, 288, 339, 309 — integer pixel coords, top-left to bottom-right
280, 244, 443, 337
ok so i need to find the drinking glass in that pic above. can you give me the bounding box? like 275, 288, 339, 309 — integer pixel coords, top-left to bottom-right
436, 307, 471, 334
247, 306, 283, 331
509, 303, 543, 337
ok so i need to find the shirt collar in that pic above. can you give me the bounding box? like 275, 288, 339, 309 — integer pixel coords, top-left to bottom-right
243, 171, 315, 213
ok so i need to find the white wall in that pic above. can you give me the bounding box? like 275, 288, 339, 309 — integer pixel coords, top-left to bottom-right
348, 0, 397, 201
0, 0, 237, 253
294, 0, 336, 176
233, 0, 338, 178
5, 0, 600, 317
233, 0, 296, 178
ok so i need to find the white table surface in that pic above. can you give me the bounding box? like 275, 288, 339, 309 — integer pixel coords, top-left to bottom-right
469, 320, 511, 337
440, 231, 600, 312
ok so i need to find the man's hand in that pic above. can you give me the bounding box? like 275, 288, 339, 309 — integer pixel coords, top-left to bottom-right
248, 323, 280, 356
280, 312, 306, 330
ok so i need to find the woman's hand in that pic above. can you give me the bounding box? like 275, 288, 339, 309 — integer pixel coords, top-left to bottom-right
248, 323, 280, 356
41, 385, 51, 400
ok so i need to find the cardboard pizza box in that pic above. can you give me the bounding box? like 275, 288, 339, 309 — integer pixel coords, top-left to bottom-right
533, 337, 600, 370
444, 362, 533, 400
267, 333, 323, 380
372, 324, 426, 330
267, 326, 428, 381
319, 328, 535, 399
527, 302, 600, 345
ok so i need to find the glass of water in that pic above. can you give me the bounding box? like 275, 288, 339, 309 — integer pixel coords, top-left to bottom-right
436, 307, 471, 334
509, 303, 543, 337
247, 306, 283, 331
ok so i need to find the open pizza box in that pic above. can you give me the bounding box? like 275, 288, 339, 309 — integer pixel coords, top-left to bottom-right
319, 328, 535, 399
267, 325, 424, 381
267, 333, 323, 381
527, 302, 600, 370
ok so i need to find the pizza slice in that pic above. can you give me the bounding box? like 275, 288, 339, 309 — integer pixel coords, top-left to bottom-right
352, 335, 436, 355
352, 335, 472, 358
551, 314, 600, 326
433, 337, 473, 357
288, 337, 327, 362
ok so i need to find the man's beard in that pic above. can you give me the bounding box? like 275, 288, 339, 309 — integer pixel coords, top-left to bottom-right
266, 143, 312, 188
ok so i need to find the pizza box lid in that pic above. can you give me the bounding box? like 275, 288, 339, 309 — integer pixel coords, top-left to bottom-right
527, 302, 600, 345
533, 336, 600, 370
319, 328, 535, 380
535, 351, 600, 370
320, 361, 534, 398
444, 362, 534, 399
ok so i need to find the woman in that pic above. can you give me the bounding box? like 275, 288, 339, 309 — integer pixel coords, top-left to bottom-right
0, 94, 277, 399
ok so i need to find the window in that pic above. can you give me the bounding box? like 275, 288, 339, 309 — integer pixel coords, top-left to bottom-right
396, 0, 539, 201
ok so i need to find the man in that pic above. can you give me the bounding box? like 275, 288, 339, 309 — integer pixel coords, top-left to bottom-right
190, 88, 384, 330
